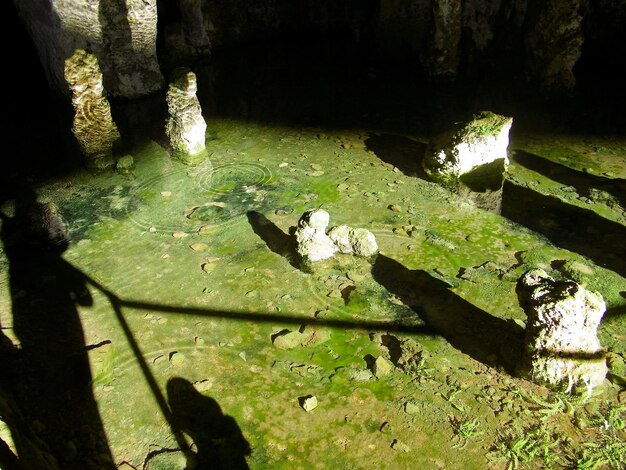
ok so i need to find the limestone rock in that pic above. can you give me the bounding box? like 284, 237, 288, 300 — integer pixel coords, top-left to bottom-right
423, 111, 512, 184
424, 0, 462, 79
272, 330, 304, 350
299, 395, 318, 412
516, 268, 607, 394
294, 209, 337, 263
349, 228, 378, 257
327, 225, 378, 257
64, 49, 121, 167
525, 0, 583, 91
165, 68, 208, 164
327, 224, 352, 254
372, 356, 393, 378
16, 0, 163, 98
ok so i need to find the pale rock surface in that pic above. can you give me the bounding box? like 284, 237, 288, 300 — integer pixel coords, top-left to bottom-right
15, 0, 163, 98
294, 209, 337, 263
516, 268, 607, 394
64, 49, 120, 167
165, 68, 208, 164
328, 225, 378, 257
423, 111, 512, 184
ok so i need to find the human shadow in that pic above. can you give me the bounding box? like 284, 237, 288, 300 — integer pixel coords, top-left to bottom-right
511, 149, 626, 209
167, 378, 251, 470
501, 180, 626, 277
0, 186, 115, 469
246, 211, 301, 269
364, 133, 428, 178
371, 254, 524, 374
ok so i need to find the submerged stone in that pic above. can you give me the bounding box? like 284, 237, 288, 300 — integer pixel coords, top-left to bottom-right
516, 268, 607, 394
64, 49, 121, 168
327, 225, 378, 257
165, 68, 208, 164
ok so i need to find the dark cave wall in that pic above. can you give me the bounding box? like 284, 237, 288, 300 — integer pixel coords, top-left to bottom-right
12, 0, 626, 99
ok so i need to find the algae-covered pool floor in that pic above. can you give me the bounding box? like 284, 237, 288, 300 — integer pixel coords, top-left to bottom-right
1, 119, 625, 469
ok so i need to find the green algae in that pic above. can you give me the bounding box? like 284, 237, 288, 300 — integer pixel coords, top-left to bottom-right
1, 118, 624, 469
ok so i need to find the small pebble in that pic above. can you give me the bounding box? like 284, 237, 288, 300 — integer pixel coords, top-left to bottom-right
299, 395, 318, 412
388, 204, 402, 212
161, 191, 172, 197
172, 231, 188, 239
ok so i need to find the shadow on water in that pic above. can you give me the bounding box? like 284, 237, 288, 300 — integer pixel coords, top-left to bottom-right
371, 254, 524, 374
0, 186, 115, 469
167, 378, 251, 470
501, 180, 626, 277
511, 149, 626, 209
246, 211, 302, 270
364, 134, 428, 178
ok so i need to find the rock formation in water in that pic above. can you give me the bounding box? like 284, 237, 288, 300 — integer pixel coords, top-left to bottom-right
423, 111, 512, 187
294, 209, 337, 263
165, 67, 207, 164
295, 211, 379, 264
64, 49, 121, 168
14, 0, 163, 98
516, 268, 607, 394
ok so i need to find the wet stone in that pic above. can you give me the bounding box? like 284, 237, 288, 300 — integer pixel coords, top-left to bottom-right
299, 395, 318, 412
272, 330, 304, 350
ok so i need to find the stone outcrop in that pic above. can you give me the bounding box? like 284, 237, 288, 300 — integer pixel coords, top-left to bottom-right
165, 68, 207, 164
14, 0, 163, 98
294, 209, 337, 263
516, 269, 607, 394
64, 49, 121, 168
423, 111, 512, 185
424, 0, 462, 79
524, 0, 583, 91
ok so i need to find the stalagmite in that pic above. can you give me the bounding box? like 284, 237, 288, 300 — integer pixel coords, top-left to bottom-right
64, 49, 121, 168
516, 269, 608, 394
165, 68, 208, 165
14, 0, 163, 98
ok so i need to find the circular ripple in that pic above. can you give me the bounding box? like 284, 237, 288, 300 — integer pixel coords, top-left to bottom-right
127, 161, 273, 233
197, 162, 272, 195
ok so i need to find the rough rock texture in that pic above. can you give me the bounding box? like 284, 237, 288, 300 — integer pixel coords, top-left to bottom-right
165, 68, 208, 164
423, 111, 512, 184
294, 209, 337, 263
327, 224, 352, 254
349, 228, 378, 257
64, 49, 121, 167
327, 225, 378, 257
14, 0, 163, 98
516, 269, 607, 393
424, 0, 462, 79
524, 0, 583, 91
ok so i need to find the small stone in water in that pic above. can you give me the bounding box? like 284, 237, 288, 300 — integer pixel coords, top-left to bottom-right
172, 231, 188, 239
299, 395, 318, 412
388, 204, 401, 212
161, 191, 172, 197
189, 243, 209, 251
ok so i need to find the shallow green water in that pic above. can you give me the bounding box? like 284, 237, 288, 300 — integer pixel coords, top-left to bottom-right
1, 118, 625, 469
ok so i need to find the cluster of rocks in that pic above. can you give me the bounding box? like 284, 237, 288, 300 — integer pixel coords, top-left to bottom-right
294, 209, 378, 264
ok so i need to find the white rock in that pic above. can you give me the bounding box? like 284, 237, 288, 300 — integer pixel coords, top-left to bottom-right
165, 68, 207, 164
349, 228, 378, 257
423, 111, 512, 183
517, 268, 607, 394
327, 225, 353, 254
295, 210, 337, 263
